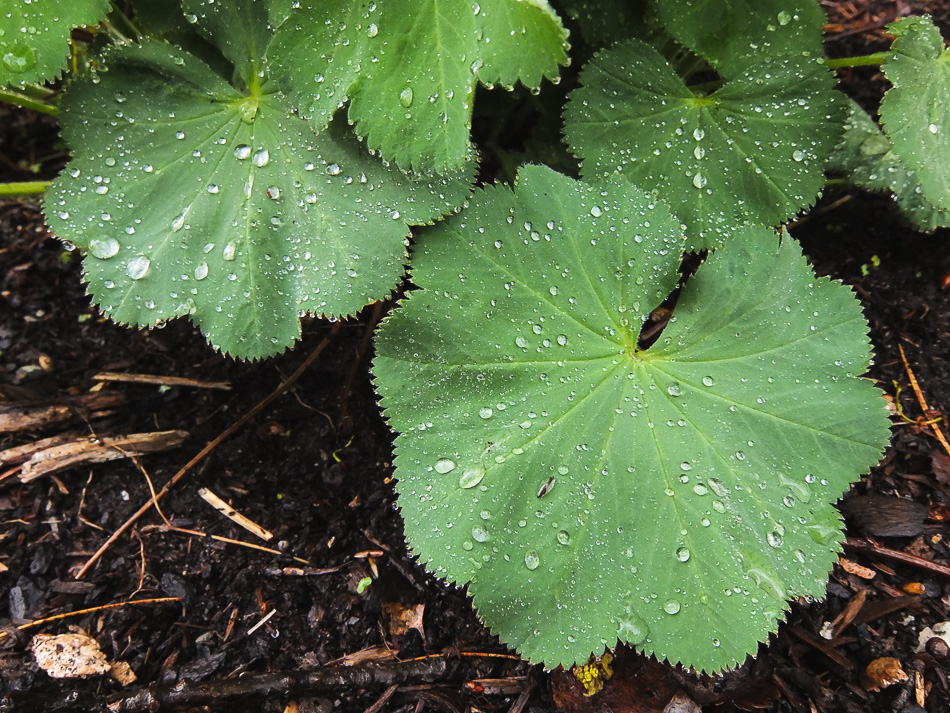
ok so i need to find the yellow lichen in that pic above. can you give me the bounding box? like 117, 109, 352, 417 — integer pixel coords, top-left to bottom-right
571, 651, 614, 696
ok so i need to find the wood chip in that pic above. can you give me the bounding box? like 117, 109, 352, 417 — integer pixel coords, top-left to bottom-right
860, 657, 907, 691
198, 487, 273, 541
10, 430, 188, 481
839, 557, 876, 579
382, 602, 425, 639
0, 391, 126, 433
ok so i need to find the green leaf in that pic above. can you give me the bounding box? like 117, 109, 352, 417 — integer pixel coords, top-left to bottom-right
880, 15, 950, 211
552, 0, 644, 48
828, 98, 950, 232
0, 0, 110, 87
563, 39, 843, 251
268, 0, 569, 174
373, 165, 890, 672
46, 37, 473, 360
653, 0, 826, 77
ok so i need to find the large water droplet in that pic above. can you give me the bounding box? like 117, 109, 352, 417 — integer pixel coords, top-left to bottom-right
194, 262, 209, 280
663, 599, 681, 615
459, 466, 485, 489
89, 238, 120, 259
234, 144, 252, 160
472, 526, 488, 542
702, 375, 715, 387
524, 551, 540, 570
126, 255, 151, 280
223, 242, 237, 261
692, 172, 707, 189
676, 547, 690, 562
667, 383, 682, 397
478, 407, 493, 419
617, 612, 649, 645
557, 530, 570, 545
2, 44, 37, 73
693, 127, 705, 141
252, 148, 270, 167
434, 458, 456, 474
399, 87, 414, 107
367, 23, 379, 37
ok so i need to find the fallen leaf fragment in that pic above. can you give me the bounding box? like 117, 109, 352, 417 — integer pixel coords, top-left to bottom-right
110, 660, 137, 686
382, 602, 425, 639
572, 651, 614, 696
32, 633, 111, 679
663, 691, 700, 713
861, 657, 908, 691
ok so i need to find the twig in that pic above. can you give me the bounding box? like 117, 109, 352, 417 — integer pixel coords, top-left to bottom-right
93, 371, 231, 390
0, 598, 180, 641
898, 344, 950, 457
199, 486, 273, 541
8, 654, 453, 713
844, 538, 950, 578
75, 326, 340, 579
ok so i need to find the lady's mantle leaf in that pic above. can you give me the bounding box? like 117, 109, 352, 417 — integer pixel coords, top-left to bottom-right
268, 0, 569, 175
373, 165, 890, 672
880, 16, 950, 211
653, 0, 826, 78
46, 40, 473, 360
563, 40, 842, 251
828, 98, 950, 232
0, 0, 109, 87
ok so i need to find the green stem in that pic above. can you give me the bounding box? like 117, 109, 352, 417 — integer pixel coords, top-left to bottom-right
824, 51, 890, 69
0, 181, 50, 197
0, 87, 59, 115
824, 177, 849, 189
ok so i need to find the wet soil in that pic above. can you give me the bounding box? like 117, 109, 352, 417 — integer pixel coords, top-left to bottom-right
2, 2, 950, 712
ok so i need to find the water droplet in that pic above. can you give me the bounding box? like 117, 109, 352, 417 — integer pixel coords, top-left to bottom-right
472, 526, 488, 542
434, 458, 456, 474
327, 164, 342, 176
2, 44, 36, 73
515, 336, 528, 348
252, 148, 270, 167
735, 451, 745, 461
223, 242, 237, 261
557, 530, 570, 545
88, 238, 120, 259
266, 185, 280, 200
194, 262, 209, 280
126, 255, 151, 280
207, 184, 219, 194
459, 466, 485, 489
928, 123, 939, 134
399, 87, 414, 107
792, 149, 805, 162
479, 407, 493, 419
663, 599, 681, 615
524, 551, 540, 570
777, 10, 791, 25
234, 144, 252, 160
556, 334, 568, 346
702, 375, 715, 387
692, 172, 707, 189
767, 530, 783, 548
693, 127, 705, 141
617, 614, 649, 645
367, 23, 379, 37
172, 208, 188, 232
590, 206, 602, 217
676, 547, 690, 562
667, 383, 682, 397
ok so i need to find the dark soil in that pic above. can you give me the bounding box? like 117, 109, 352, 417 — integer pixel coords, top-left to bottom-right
2, 3, 950, 712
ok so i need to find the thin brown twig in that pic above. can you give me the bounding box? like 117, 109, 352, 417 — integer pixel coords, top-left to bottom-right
898, 344, 950, 457
0, 597, 181, 640
75, 325, 340, 579
844, 537, 950, 578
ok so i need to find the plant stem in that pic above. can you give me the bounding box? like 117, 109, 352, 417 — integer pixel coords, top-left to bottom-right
824, 177, 849, 189
824, 52, 890, 69
0, 181, 50, 197
0, 88, 59, 115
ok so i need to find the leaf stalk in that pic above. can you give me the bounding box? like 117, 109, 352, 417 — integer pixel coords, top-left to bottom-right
0, 181, 50, 197
0, 88, 59, 115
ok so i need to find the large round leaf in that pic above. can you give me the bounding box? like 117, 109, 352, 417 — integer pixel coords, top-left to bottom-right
563, 39, 843, 251
373, 165, 890, 672
45, 38, 472, 359
880, 16, 950, 211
